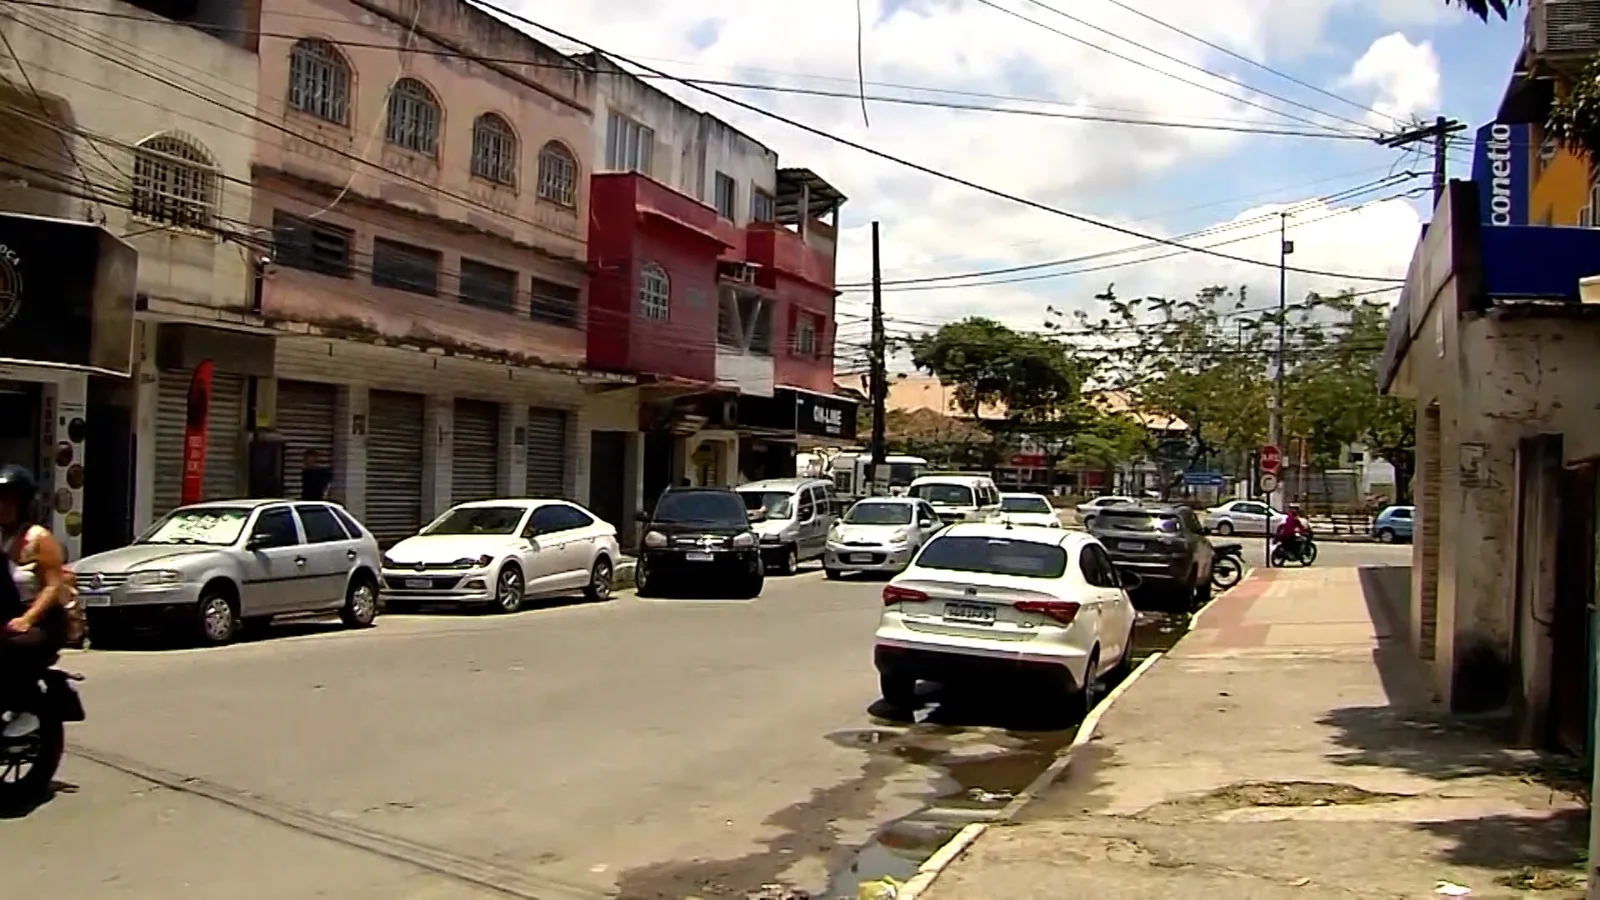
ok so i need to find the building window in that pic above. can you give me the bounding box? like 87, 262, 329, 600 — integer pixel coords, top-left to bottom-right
458, 258, 517, 312
385, 78, 440, 156
751, 188, 775, 223
530, 277, 581, 327
713, 171, 736, 220
287, 38, 351, 125
604, 111, 653, 173
471, 113, 518, 186
371, 237, 441, 296
536, 141, 578, 207
638, 263, 669, 321
271, 210, 353, 277
130, 133, 217, 231
796, 314, 818, 357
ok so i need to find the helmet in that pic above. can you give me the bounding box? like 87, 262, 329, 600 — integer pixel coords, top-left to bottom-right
0, 465, 37, 505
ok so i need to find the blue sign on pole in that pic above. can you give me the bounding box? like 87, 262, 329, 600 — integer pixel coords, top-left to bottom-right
1181, 471, 1225, 487
1469, 121, 1531, 227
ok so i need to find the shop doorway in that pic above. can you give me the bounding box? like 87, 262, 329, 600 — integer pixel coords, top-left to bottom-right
642, 432, 674, 512
83, 378, 134, 555
588, 431, 628, 534
0, 380, 41, 476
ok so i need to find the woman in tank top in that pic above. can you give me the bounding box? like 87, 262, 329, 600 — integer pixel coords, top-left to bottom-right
0, 466, 66, 667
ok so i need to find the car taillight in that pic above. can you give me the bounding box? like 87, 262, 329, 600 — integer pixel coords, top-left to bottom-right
882, 584, 928, 606
1015, 600, 1081, 624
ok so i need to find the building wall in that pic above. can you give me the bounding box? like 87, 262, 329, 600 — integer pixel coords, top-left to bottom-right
1530, 128, 1590, 226
0, 0, 258, 312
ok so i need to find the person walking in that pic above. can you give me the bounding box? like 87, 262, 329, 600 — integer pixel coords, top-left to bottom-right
299, 449, 335, 501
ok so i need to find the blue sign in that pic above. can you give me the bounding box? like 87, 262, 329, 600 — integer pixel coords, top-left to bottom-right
1181, 471, 1225, 487
1479, 224, 1600, 299
1469, 122, 1531, 227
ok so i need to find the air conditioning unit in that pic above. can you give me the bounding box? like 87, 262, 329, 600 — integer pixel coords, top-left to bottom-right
717, 260, 757, 285
1529, 0, 1600, 63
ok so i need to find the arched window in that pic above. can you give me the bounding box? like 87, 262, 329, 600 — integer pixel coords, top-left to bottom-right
385, 78, 440, 156
287, 39, 351, 125
131, 133, 217, 231
536, 141, 577, 207
470, 113, 518, 186
638, 263, 669, 321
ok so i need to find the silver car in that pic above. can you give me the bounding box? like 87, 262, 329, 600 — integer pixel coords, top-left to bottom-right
74, 499, 383, 646
823, 497, 944, 579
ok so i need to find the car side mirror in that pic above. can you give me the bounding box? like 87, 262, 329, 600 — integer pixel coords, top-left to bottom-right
246, 535, 267, 551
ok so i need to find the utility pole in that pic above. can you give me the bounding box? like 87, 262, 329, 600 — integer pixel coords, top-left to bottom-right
868, 221, 887, 496
1269, 212, 1290, 514
1379, 115, 1465, 207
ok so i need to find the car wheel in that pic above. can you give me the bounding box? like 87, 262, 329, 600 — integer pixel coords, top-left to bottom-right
1082, 515, 1095, 529
1191, 571, 1212, 612
493, 564, 525, 613
584, 557, 614, 602
824, 567, 842, 581
780, 545, 799, 575
635, 561, 659, 598
195, 587, 240, 646
1108, 635, 1135, 685
742, 573, 765, 599
878, 669, 918, 711
1065, 650, 1101, 721
1377, 527, 1395, 543
340, 575, 379, 628
1215, 520, 1234, 536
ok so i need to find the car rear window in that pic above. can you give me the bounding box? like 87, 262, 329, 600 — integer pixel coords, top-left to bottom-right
1093, 510, 1180, 533
1001, 495, 1053, 514
916, 536, 1068, 579
912, 483, 976, 507
654, 491, 747, 526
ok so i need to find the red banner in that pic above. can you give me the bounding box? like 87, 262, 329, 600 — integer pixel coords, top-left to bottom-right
180, 359, 214, 507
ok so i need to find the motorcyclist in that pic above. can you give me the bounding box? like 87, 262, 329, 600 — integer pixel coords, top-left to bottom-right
1274, 503, 1313, 559
0, 466, 68, 738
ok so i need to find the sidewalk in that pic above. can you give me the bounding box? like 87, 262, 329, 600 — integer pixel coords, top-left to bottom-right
920, 566, 1590, 898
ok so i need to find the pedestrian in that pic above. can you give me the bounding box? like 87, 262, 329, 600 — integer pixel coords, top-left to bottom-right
0, 466, 70, 737
299, 449, 335, 501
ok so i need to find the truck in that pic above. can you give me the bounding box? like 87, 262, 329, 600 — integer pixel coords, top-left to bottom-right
827, 453, 930, 501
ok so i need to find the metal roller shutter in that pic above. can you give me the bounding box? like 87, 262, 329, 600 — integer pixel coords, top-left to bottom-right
525, 407, 568, 499
276, 380, 337, 501
366, 390, 425, 545
153, 369, 246, 519
451, 398, 500, 503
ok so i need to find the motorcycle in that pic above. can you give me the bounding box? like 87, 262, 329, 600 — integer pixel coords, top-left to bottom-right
0, 654, 85, 808
1268, 535, 1319, 568
1211, 542, 1245, 589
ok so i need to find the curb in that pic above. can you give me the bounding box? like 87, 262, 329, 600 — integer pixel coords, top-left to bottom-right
1186, 565, 1265, 630
896, 649, 1168, 900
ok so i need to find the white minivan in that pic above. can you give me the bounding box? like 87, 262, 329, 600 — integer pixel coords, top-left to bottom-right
907, 473, 1003, 525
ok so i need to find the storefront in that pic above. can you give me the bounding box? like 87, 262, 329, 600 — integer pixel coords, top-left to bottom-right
366, 389, 427, 545
734, 386, 858, 482
451, 398, 500, 504
0, 213, 137, 561
525, 406, 569, 498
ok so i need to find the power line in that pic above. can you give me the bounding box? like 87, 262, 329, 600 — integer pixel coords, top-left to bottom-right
469, 1, 1408, 284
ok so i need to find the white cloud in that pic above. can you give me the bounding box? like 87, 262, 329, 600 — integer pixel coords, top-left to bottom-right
1342, 32, 1442, 128
502, 0, 1432, 361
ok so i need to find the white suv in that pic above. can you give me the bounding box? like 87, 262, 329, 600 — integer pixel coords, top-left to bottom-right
873, 523, 1136, 718
907, 473, 1002, 525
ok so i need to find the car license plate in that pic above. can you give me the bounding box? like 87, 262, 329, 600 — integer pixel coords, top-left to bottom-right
943, 602, 996, 624
404, 578, 432, 589
685, 551, 714, 561
848, 553, 874, 563
81, 592, 111, 608
1118, 541, 1145, 552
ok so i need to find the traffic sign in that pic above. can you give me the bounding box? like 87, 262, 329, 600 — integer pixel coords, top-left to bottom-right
1258, 472, 1280, 493
1181, 471, 1225, 487
1259, 444, 1283, 475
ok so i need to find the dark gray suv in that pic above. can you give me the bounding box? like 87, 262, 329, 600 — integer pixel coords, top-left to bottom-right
1088, 503, 1215, 611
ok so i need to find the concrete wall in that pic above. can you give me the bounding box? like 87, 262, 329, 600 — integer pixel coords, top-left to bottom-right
0, 1, 258, 312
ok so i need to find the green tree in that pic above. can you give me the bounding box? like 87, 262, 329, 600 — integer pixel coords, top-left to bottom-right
1063, 410, 1153, 490
1447, 0, 1515, 19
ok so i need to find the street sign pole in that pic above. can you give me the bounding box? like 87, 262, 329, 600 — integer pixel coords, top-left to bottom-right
1258, 445, 1283, 563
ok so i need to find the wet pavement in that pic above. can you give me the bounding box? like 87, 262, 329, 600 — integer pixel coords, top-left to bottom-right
3, 565, 1201, 900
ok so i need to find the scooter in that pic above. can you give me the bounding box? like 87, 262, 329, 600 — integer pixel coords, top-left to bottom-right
0, 654, 85, 809
1211, 542, 1245, 589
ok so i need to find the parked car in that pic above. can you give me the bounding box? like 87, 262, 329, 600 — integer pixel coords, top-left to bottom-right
1089, 503, 1215, 611
824, 497, 944, 579
874, 524, 1136, 718
999, 492, 1062, 528
1202, 499, 1287, 536
736, 477, 838, 575
382, 499, 619, 613
907, 473, 1003, 525
635, 487, 764, 598
1372, 505, 1415, 543
75, 499, 383, 646
1074, 495, 1136, 528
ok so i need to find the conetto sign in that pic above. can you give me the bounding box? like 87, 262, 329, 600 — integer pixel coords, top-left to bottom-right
1470, 120, 1530, 228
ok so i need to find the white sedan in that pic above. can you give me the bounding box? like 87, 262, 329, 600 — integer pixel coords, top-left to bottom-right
998, 492, 1062, 528
1074, 494, 1136, 527
873, 524, 1136, 718
381, 499, 620, 613
1203, 499, 1287, 536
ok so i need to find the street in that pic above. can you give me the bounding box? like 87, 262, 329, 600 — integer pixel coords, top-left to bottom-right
0, 541, 1410, 899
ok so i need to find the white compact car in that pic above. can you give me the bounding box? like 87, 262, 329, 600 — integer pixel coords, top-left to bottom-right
1203, 499, 1287, 536
874, 524, 1136, 717
382, 499, 620, 613
998, 492, 1061, 528
1074, 495, 1136, 528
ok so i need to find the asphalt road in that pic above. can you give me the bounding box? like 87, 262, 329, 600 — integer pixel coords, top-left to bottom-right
0, 540, 1412, 900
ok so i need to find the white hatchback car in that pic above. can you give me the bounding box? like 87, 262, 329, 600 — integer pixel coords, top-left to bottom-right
382, 499, 620, 613
998, 492, 1062, 528
874, 524, 1136, 717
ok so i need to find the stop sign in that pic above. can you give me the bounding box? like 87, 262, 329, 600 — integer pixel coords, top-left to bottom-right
1259, 444, 1283, 475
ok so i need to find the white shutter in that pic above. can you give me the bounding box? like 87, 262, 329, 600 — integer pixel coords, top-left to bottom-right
366, 390, 425, 545
275, 380, 337, 500
153, 369, 245, 519
451, 399, 500, 504
525, 407, 568, 499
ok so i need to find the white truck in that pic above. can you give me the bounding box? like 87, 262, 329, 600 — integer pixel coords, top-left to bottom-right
827, 453, 929, 501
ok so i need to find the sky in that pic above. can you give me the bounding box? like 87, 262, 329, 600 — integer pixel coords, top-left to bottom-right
496, 0, 1523, 371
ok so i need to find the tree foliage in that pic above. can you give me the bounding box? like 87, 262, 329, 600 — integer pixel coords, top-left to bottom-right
908, 318, 1089, 427
1445, 0, 1515, 20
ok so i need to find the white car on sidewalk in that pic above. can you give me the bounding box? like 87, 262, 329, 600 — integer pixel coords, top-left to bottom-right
998, 492, 1062, 528
381, 499, 619, 613
873, 524, 1136, 718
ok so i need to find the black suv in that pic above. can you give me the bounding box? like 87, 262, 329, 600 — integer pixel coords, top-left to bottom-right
635, 487, 765, 598
1088, 503, 1214, 611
